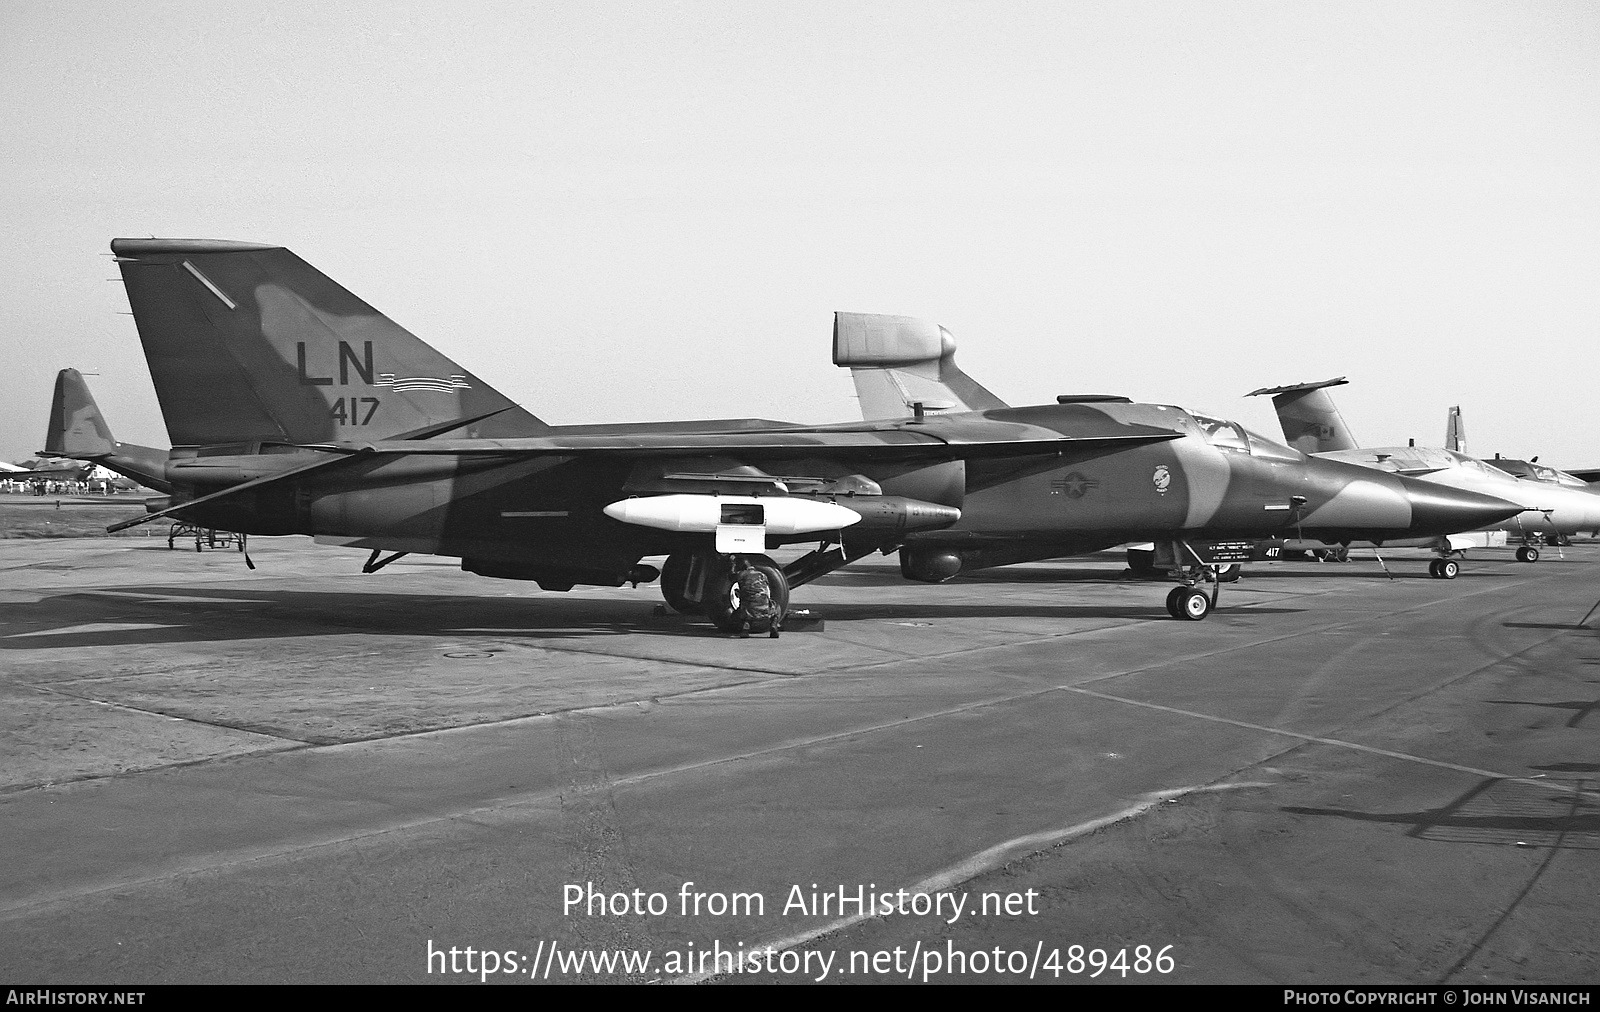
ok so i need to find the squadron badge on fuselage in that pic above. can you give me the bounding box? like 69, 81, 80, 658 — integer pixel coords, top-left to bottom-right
1152, 465, 1171, 495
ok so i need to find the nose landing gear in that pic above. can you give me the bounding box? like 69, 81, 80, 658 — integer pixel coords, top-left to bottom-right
1428, 558, 1461, 579
1165, 584, 1214, 620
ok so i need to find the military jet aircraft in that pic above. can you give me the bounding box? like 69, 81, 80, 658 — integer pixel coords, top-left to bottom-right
833, 312, 1523, 598
3, 456, 92, 487
58, 239, 1520, 629
1247, 377, 1600, 570
40, 368, 171, 493
1433, 405, 1600, 547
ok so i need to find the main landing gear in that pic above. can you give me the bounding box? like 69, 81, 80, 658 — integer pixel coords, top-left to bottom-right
659, 550, 791, 634
1516, 545, 1540, 563
1428, 558, 1461, 580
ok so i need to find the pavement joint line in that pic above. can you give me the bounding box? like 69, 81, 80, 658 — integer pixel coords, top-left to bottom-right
0, 743, 311, 799
27, 651, 389, 687
458, 640, 811, 678
21, 682, 322, 745
0, 667, 787, 795
674, 779, 1275, 985
1064, 686, 1597, 800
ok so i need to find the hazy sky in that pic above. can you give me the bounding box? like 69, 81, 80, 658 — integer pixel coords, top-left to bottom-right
2, 1, 1596, 466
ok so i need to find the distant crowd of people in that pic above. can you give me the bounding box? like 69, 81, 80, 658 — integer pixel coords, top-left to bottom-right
0, 478, 124, 496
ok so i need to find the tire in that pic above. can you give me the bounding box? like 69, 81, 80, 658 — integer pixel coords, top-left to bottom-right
660, 552, 702, 614
708, 555, 790, 634
1439, 559, 1460, 579
1165, 586, 1186, 619
1175, 587, 1211, 621
1428, 559, 1443, 579
1517, 546, 1539, 563
1216, 563, 1242, 583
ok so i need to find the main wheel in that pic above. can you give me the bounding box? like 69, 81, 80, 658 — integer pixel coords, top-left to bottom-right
1439, 559, 1460, 579
707, 555, 790, 634
1428, 559, 1443, 579
1517, 546, 1540, 563
1174, 587, 1211, 621
1165, 586, 1186, 618
1217, 563, 1242, 583
660, 552, 703, 614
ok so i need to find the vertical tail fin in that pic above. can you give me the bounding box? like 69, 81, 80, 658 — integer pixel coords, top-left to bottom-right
1245, 377, 1359, 453
45, 368, 117, 458
1445, 406, 1465, 454
832, 313, 1008, 420
111, 239, 549, 447
43, 368, 171, 491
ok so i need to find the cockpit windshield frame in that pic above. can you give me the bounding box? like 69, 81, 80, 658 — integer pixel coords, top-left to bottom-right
1188, 412, 1304, 462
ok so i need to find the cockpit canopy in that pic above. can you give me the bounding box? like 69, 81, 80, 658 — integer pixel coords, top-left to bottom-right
1490, 458, 1587, 487
1190, 413, 1304, 462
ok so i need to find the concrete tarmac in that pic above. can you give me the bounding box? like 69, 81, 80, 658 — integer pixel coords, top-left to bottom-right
1, 538, 1596, 984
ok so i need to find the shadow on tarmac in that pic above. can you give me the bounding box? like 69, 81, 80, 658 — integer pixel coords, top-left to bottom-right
0, 584, 1307, 648
1283, 777, 1600, 850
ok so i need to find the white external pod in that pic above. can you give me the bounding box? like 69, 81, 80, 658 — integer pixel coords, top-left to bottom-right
602, 494, 863, 535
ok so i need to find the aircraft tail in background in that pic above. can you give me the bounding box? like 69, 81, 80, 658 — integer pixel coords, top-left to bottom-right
42, 368, 171, 492
110, 238, 550, 448
832, 313, 1008, 420
1445, 405, 1465, 454
1245, 377, 1360, 454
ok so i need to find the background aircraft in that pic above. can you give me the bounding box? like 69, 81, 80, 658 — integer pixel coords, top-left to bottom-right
40, 368, 171, 493
833, 313, 1521, 591
2, 456, 91, 487
54, 240, 1519, 629
1247, 378, 1600, 569
1436, 405, 1600, 546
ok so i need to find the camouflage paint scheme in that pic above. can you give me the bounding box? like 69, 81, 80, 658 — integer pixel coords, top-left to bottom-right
832, 314, 1519, 579
45, 239, 1521, 620
42, 368, 170, 492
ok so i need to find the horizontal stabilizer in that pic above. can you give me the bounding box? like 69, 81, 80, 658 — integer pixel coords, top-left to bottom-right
106, 452, 357, 533
1244, 377, 1349, 398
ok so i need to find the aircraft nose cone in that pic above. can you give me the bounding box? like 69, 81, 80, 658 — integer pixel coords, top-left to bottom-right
1399, 477, 1523, 536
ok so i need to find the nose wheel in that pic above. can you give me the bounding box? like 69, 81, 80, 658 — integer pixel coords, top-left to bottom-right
1165, 585, 1213, 621
1428, 558, 1460, 579
1516, 546, 1540, 563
